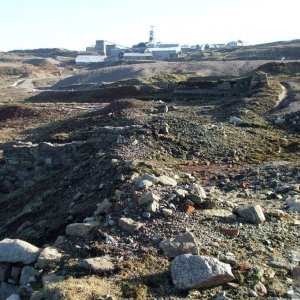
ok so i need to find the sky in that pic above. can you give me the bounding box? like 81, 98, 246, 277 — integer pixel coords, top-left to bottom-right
0, 0, 299, 51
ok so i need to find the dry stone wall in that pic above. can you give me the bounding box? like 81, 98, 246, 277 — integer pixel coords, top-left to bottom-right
0, 141, 90, 192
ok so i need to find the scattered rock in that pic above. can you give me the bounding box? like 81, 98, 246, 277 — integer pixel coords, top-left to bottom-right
171, 255, 234, 290
236, 205, 266, 224
162, 208, 173, 217
268, 255, 291, 270
134, 173, 158, 189
0, 239, 40, 265
118, 217, 143, 234
95, 199, 113, 215
229, 116, 242, 124
219, 226, 239, 237
65, 223, 95, 236
82, 256, 115, 274
184, 205, 196, 214
286, 197, 300, 212
138, 192, 160, 206
159, 232, 199, 258
158, 175, 177, 186
37, 247, 62, 269
175, 189, 188, 198
253, 281, 267, 296
19, 266, 37, 285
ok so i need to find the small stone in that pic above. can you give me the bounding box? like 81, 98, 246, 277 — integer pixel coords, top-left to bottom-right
37, 247, 62, 269
19, 266, 37, 285
159, 232, 199, 258
138, 192, 160, 206
118, 217, 142, 234
253, 281, 267, 296
73, 192, 82, 201
147, 201, 159, 213
268, 256, 290, 270
236, 205, 265, 224
171, 255, 234, 290
188, 183, 207, 199
219, 227, 239, 237
82, 256, 115, 274
162, 208, 173, 217
175, 189, 188, 198
286, 197, 300, 212
95, 199, 112, 215
66, 223, 95, 236
184, 205, 196, 214
248, 289, 258, 297
0, 239, 40, 265
158, 175, 177, 186
134, 173, 158, 189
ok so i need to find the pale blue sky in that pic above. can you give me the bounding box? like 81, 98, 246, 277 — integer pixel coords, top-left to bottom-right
0, 0, 299, 51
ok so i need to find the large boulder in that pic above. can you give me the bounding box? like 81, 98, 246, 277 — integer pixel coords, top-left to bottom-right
0, 239, 40, 265
171, 255, 234, 290
159, 232, 199, 258
236, 205, 265, 224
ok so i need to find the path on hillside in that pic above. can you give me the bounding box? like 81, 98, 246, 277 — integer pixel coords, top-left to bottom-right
273, 80, 300, 114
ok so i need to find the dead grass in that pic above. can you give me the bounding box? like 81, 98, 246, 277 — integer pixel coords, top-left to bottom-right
32, 276, 121, 300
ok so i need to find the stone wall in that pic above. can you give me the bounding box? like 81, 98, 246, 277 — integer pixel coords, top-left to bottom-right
0, 141, 90, 192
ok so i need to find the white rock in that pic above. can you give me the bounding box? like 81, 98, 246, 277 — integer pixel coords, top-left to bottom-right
171, 255, 234, 290
0, 239, 40, 265
138, 192, 160, 206
118, 217, 143, 234
158, 175, 177, 187
236, 205, 266, 224
6, 294, 21, 300
229, 116, 242, 124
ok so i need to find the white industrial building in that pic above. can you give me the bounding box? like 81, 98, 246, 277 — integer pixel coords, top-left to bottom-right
75, 55, 106, 66
145, 46, 181, 59
123, 53, 153, 60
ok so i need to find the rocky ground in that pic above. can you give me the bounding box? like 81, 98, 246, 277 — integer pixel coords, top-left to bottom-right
0, 59, 299, 300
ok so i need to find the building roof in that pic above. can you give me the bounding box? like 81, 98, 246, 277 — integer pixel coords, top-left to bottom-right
146, 47, 180, 53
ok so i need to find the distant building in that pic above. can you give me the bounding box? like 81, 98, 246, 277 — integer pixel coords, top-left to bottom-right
75, 55, 106, 66
86, 46, 96, 52
146, 47, 181, 59
225, 40, 244, 49
123, 53, 153, 60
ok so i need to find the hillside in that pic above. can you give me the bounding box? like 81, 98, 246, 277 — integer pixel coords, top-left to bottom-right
0, 54, 299, 299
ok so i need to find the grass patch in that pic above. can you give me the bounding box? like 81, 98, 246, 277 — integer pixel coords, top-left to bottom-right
32, 276, 121, 300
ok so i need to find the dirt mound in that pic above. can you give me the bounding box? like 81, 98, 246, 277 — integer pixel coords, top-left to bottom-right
54, 61, 270, 88
257, 62, 300, 75
0, 105, 43, 122
100, 99, 154, 116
